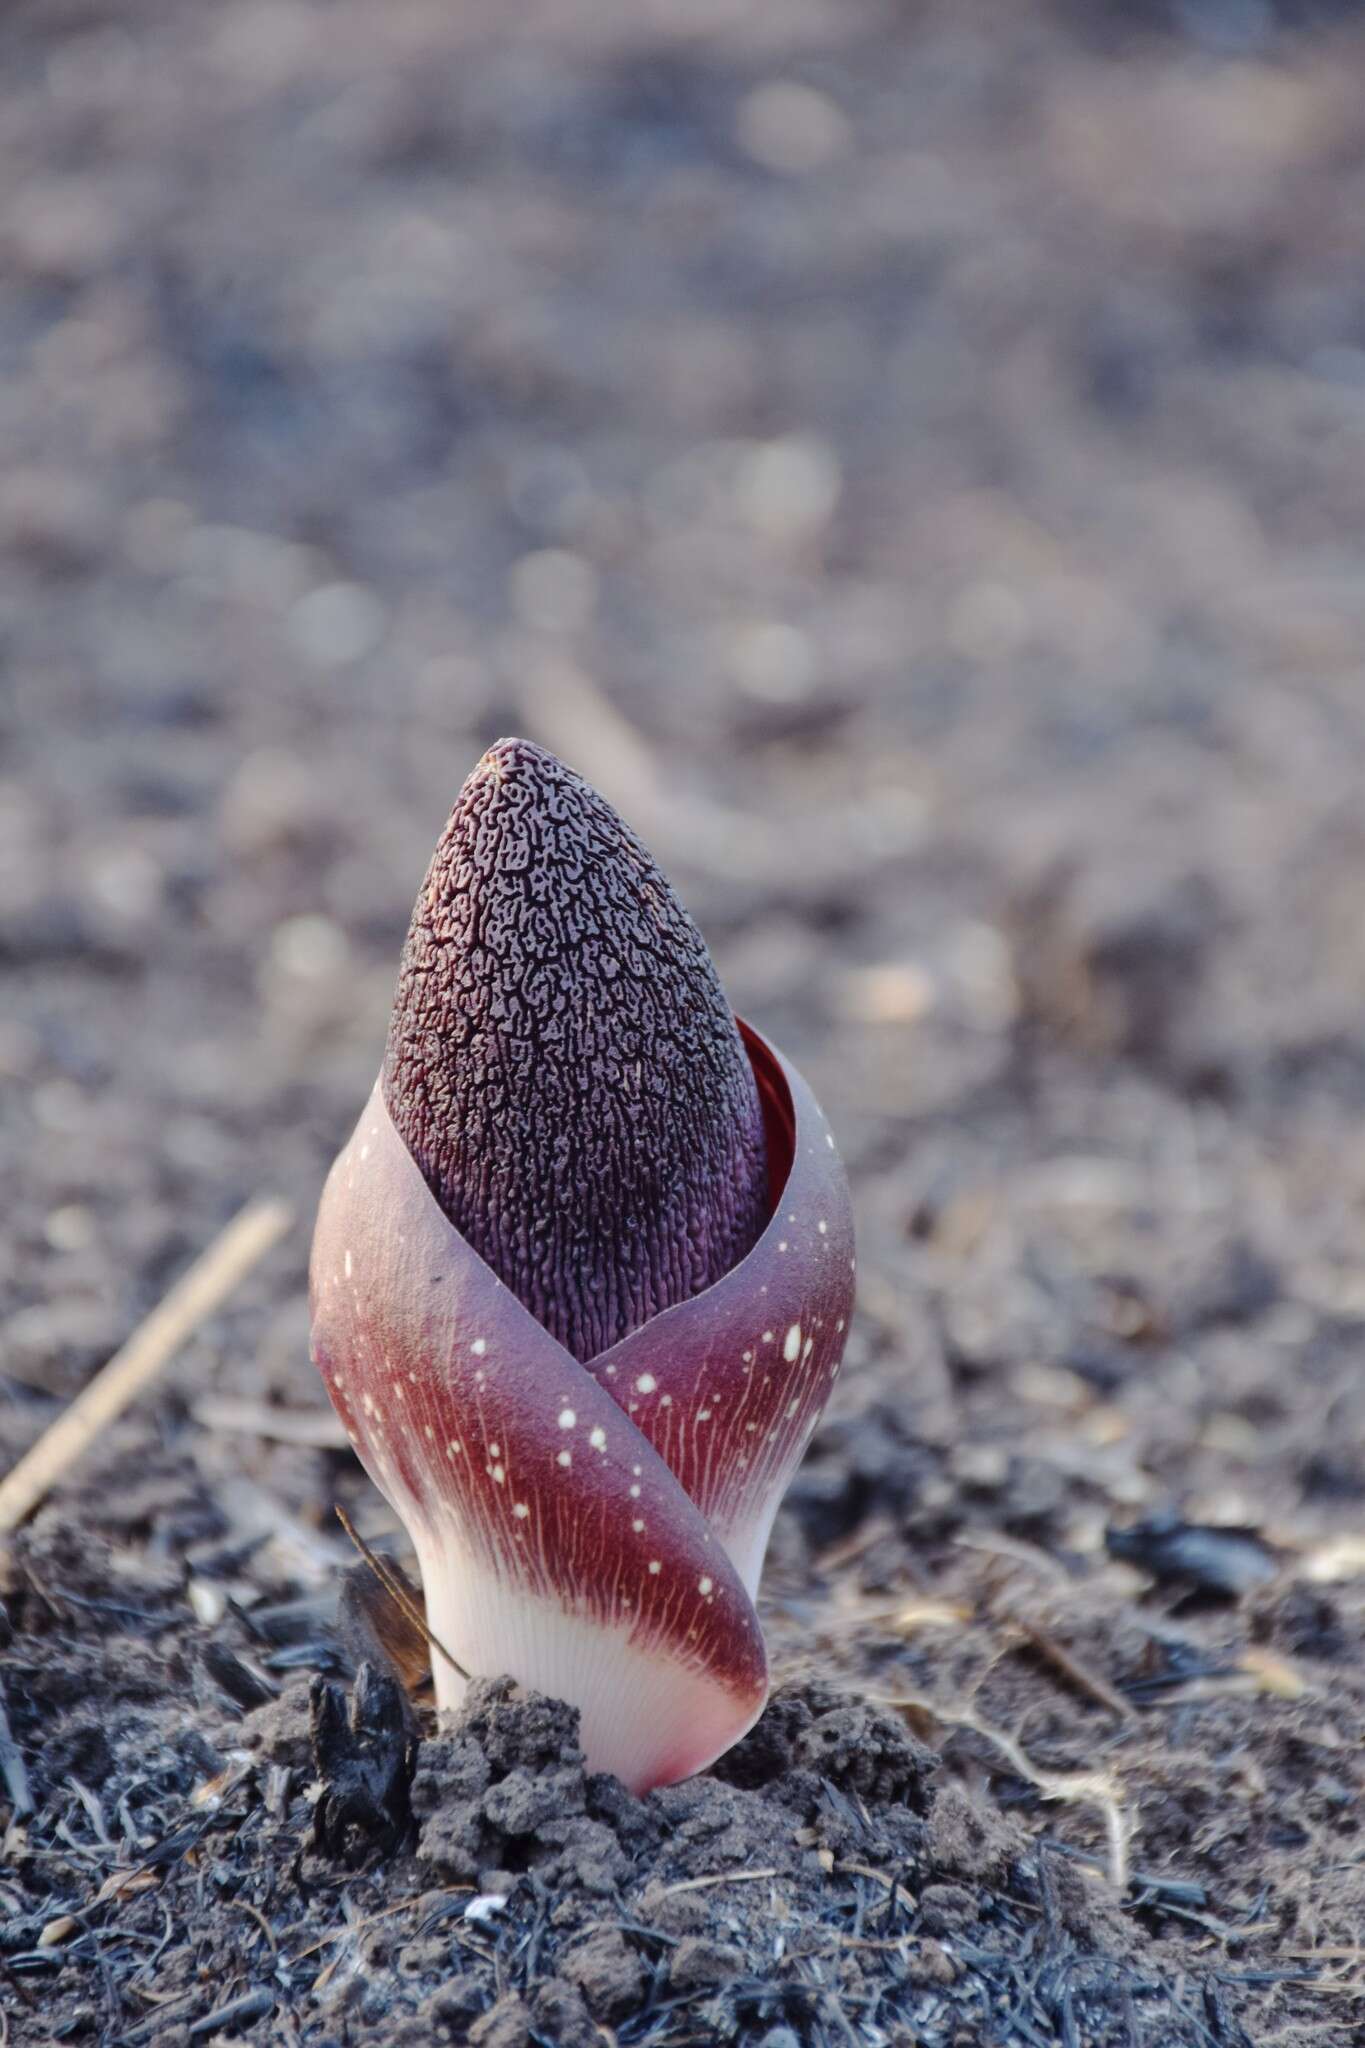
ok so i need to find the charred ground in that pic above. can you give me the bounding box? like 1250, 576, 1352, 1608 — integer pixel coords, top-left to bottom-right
4, 0, 1365, 2042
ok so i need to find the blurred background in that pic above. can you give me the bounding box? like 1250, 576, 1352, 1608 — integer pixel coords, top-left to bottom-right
7, 0, 1365, 1600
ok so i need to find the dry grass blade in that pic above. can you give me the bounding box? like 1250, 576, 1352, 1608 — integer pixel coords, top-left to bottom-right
0, 1197, 293, 1534
0, 1674, 33, 1821
874, 1691, 1135, 1891
657, 1868, 781, 1897
335, 1505, 468, 1684
837, 1860, 917, 1914
1013, 1617, 1138, 1723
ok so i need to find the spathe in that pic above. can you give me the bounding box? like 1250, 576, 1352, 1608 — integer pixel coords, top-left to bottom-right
310, 1020, 851, 1793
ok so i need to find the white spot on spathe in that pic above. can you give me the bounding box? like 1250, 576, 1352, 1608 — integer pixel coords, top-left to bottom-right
491, 1464, 505, 1484
779, 1240, 788, 1253
762, 1331, 774, 1344
698, 1409, 712, 1422
589, 1426, 607, 1450
660, 1394, 672, 1407
787, 1399, 800, 1416
635, 1373, 657, 1393
513, 1503, 529, 1519
826, 1131, 835, 1149
447, 1440, 462, 1457
557, 1449, 572, 1468
558, 1408, 576, 1430
783, 1323, 802, 1362
344, 1249, 353, 1278
489, 1443, 500, 1458
818, 1219, 828, 1235
629, 1483, 640, 1498
648, 1560, 661, 1574
424, 1425, 434, 1440
632, 1518, 645, 1533
470, 1337, 487, 1356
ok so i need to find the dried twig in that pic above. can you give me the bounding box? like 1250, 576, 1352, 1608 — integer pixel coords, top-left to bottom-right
657, 1867, 781, 1897
0, 1197, 292, 1534
0, 1674, 33, 1820
837, 1860, 917, 1914
1013, 1617, 1138, 1723
293, 1896, 458, 1965
334, 1506, 468, 1684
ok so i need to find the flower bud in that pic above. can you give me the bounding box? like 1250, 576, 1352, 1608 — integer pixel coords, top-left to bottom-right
382, 739, 768, 1363
310, 741, 853, 1790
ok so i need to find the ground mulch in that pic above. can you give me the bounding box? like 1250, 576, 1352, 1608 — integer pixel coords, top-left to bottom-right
4, 1, 1365, 2042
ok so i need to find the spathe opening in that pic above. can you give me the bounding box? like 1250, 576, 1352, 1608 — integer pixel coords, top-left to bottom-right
737, 1015, 796, 1220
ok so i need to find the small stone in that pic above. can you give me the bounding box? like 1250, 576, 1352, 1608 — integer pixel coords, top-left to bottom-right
482, 1764, 583, 1836
734, 434, 842, 543
468, 1991, 532, 2048
509, 548, 597, 633
560, 1927, 644, 2021
917, 1882, 979, 1936
668, 1936, 745, 1993
794, 1702, 936, 1809
288, 581, 388, 667
924, 1783, 1022, 1882
736, 81, 851, 175
902, 1938, 959, 1987
268, 913, 349, 981
528, 1979, 598, 2048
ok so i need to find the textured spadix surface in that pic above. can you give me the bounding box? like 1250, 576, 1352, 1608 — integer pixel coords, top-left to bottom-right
310, 742, 853, 1790
382, 738, 769, 1364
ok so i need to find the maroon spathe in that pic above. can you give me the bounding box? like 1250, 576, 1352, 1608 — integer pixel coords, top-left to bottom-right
310, 1017, 852, 1790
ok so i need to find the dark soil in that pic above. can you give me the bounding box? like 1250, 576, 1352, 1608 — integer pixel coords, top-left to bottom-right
5, 0, 1365, 2043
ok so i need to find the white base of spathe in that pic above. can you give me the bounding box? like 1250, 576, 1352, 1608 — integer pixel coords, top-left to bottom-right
414, 1527, 766, 1794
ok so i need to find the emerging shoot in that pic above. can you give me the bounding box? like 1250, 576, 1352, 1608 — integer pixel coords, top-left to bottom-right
311, 741, 853, 1791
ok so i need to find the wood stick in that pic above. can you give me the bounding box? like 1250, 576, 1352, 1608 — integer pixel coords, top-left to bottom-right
0, 1197, 292, 1534
1014, 1617, 1138, 1724
0, 1673, 33, 1819
335, 1504, 468, 1683
658, 1868, 780, 1897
